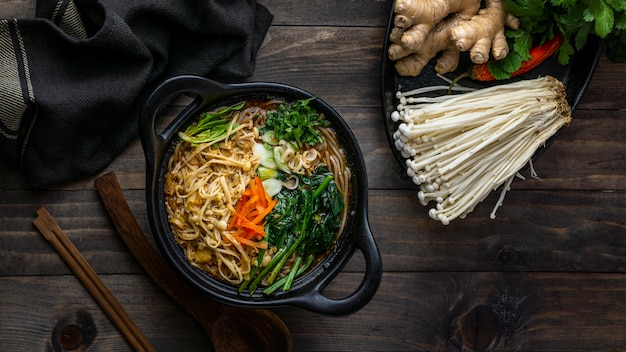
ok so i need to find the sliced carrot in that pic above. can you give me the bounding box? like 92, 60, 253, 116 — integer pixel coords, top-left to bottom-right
227, 176, 277, 247
227, 197, 245, 229
240, 195, 260, 216
235, 215, 266, 235
233, 236, 269, 249
254, 176, 268, 208
251, 198, 276, 224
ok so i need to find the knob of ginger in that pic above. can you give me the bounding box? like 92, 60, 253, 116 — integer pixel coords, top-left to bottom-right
390, 15, 465, 77
449, 0, 520, 64
391, 0, 480, 51
388, 0, 519, 77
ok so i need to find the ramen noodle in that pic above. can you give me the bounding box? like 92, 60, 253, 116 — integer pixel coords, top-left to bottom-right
164, 98, 350, 293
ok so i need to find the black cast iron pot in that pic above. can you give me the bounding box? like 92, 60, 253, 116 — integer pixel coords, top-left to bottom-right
139, 75, 382, 316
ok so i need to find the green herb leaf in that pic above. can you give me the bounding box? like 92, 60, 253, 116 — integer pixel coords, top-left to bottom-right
617, 11, 626, 29
550, 0, 578, 8
606, 29, 626, 62
606, 0, 626, 12
502, 52, 524, 73
584, 0, 615, 38
252, 167, 343, 295
511, 30, 534, 61
504, 0, 545, 17
178, 102, 244, 146
556, 38, 575, 64
496, 0, 626, 72
260, 98, 329, 150
487, 60, 514, 80
574, 22, 592, 50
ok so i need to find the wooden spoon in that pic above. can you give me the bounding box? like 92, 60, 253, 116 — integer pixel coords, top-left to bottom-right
94, 172, 292, 352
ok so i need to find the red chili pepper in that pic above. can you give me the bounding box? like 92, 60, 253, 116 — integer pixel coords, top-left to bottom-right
471, 31, 565, 81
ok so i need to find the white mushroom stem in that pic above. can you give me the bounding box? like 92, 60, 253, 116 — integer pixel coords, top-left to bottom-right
391, 76, 571, 224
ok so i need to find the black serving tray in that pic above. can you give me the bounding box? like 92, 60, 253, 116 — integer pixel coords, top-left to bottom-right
381, 4, 604, 177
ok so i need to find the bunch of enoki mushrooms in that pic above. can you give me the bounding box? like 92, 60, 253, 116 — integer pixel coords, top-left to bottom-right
387, 0, 573, 224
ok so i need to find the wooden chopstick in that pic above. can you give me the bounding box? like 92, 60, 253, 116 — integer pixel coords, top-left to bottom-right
33, 207, 156, 352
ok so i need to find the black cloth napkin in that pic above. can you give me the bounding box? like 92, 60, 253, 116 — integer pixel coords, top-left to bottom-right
0, 0, 272, 187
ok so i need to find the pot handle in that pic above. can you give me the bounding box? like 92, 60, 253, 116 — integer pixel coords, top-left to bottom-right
139, 76, 229, 172
293, 216, 383, 316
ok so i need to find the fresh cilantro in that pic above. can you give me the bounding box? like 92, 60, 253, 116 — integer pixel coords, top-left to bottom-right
509, 29, 534, 61
551, 0, 578, 8
501, 0, 626, 71
557, 38, 575, 63
487, 60, 512, 80
260, 98, 329, 150
585, 1, 614, 38
503, 0, 545, 17
606, 29, 626, 62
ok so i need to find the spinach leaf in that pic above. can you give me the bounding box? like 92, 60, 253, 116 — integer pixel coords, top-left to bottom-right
254, 167, 344, 295
265, 166, 342, 255
265, 188, 300, 248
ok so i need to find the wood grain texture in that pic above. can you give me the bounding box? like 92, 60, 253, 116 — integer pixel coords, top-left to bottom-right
0, 275, 211, 351
1, 0, 626, 350
3, 187, 626, 274
258, 0, 391, 27
3, 272, 626, 351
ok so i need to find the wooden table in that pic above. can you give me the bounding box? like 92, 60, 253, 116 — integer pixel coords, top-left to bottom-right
2, 1, 626, 351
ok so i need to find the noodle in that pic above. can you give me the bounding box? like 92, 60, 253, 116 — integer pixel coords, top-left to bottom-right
164, 100, 351, 288
320, 127, 351, 235
165, 109, 259, 283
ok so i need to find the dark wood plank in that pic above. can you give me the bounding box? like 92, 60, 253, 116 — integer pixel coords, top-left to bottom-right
252, 27, 626, 112
3, 272, 626, 351
3, 187, 625, 276
0, 0, 387, 25
278, 272, 626, 351
0, 189, 148, 276
369, 189, 626, 272
0, 275, 210, 351
258, 0, 392, 27
250, 26, 386, 108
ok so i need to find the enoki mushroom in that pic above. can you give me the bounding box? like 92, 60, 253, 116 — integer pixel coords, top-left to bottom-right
391, 75, 571, 225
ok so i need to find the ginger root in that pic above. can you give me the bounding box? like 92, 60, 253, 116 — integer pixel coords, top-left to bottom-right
390, 16, 465, 77
388, 0, 519, 77
450, 0, 520, 63
390, 0, 480, 51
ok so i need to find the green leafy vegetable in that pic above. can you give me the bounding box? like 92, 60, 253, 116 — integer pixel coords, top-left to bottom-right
178, 102, 245, 146
240, 166, 344, 296
260, 98, 329, 150
496, 0, 626, 77
605, 28, 626, 62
